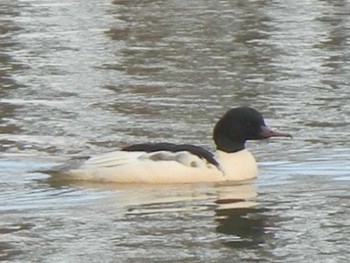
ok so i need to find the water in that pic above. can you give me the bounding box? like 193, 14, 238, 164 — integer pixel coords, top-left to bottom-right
1, 0, 350, 262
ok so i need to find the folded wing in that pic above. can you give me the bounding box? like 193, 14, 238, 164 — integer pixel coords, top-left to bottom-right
122, 142, 219, 167
83, 149, 212, 169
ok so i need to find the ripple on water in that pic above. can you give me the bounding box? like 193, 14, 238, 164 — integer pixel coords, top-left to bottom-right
0, 158, 114, 213
1, 0, 350, 262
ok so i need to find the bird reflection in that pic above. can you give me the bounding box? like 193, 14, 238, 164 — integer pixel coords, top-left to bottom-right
45, 176, 272, 249
214, 183, 271, 248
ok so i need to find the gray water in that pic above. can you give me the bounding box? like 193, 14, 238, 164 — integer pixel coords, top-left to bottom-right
1, 0, 350, 262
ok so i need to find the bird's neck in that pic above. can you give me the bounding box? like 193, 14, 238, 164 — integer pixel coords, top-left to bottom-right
214, 134, 245, 153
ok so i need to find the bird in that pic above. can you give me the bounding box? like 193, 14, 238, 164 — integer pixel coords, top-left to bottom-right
46, 107, 291, 184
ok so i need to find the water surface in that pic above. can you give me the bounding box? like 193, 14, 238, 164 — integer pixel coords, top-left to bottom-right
0, 0, 349, 262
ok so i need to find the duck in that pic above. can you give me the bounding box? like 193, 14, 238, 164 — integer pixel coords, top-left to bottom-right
47, 107, 291, 184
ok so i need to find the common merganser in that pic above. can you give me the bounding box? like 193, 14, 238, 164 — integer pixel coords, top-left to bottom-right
47, 107, 291, 184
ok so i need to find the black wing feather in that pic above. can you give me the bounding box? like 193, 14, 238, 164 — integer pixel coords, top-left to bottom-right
122, 143, 219, 167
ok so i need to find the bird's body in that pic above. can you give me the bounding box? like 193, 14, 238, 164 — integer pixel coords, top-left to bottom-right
53, 148, 257, 183
46, 107, 290, 184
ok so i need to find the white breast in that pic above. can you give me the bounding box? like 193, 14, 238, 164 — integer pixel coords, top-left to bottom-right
214, 149, 258, 181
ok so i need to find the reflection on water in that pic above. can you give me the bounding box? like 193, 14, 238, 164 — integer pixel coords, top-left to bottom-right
213, 184, 267, 249
216, 206, 270, 249
1, 0, 350, 262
